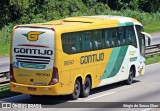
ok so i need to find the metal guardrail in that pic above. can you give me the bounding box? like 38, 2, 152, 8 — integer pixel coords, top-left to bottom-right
145, 44, 160, 56
0, 71, 10, 86
0, 44, 160, 87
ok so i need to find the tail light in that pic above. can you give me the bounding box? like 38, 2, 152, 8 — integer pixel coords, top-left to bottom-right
15, 26, 19, 29
10, 64, 17, 82
48, 67, 59, 85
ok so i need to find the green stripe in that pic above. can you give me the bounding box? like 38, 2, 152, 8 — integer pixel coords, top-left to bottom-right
100, 46, 128, 80
100, 47, 121, 80
118, 22, 134, 27
108, 46, 128, 78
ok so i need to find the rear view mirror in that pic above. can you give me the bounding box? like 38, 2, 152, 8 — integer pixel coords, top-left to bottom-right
141, 32, 151, 46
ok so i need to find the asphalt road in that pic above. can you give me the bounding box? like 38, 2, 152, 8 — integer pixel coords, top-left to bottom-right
150, 32, 160, 45
0, 63, 160, 111
0, 57, 9, 72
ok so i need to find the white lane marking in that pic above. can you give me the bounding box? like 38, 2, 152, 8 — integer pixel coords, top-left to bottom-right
0, 61, 9, 64
141, 108, 153, 111
0, 94, 25, 101
84, 92, 115, 101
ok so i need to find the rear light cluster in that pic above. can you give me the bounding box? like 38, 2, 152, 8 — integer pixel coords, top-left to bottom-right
48, 67, 59, 85
10, 64, 17, 83
15, 26, 19, 29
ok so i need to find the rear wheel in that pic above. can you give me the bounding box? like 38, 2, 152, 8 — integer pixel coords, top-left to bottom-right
125, 68, 134, 85
80, 77, 91, 97
70, 79, 81, 100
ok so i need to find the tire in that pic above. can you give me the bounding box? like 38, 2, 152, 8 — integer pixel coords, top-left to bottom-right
70, 79, 81, 100
80, 77, 91, 98
125, 68, 134, 85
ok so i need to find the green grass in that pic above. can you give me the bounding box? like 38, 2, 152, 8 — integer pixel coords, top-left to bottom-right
0, 90, 20, 99
0, 44, 10, 56
0, 84, 10, 92
0, 85, 20, 99
144, 21, 160, 33
146, 54, 160, 65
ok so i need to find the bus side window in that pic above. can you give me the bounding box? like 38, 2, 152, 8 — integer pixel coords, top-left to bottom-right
90, 31, 94, 51
126, 28, 130, 45
62, 33, 73, 54
82, 31, 91, 52
128, 27, 132, 44
104, 30, 110, 48
74, 33, 81, 53
82, 33, 86, 52
112, 29, 116, 47
126, 26, 137, 47
123, 27, 126, 45
135, 25, 145, 56
116, 28, 121, 46
130, 27, 137, 47
94, 31, 102, 50
109, 31, 113, 47
86, 32, 91, 51
101, 30, 105, 49
71, 34, 76, 53
118, 27, 124, 46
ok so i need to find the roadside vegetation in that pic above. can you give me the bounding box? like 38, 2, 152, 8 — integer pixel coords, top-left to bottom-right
0, 0, 160, 56
0, 85, 20, 99
144, 21, 160, 33
146, 54, 160, 65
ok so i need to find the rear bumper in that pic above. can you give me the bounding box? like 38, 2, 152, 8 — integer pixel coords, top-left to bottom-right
10, 82, 60, 95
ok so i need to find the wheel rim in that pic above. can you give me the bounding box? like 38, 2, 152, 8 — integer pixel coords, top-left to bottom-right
129, 69, 133, 83
84, 79, 90, 93
74, 82, 80, 96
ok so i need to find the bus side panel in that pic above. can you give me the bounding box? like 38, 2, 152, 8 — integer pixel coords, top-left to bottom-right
61, 48, 112, 92
70, 65, 98, 91
59, 70, 71, 94
117, 45, 138, 81
98, 45, 143, 87
98, 46, 129, 86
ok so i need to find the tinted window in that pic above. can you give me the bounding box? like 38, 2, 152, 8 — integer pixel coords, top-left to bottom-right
61, 25, 137, 54
135, 25, 145, 56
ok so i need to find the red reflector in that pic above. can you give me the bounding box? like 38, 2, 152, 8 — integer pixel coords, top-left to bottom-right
15, 26, 19, 29
10, 64, 17, 83
48, 67, 59, 85
51, 28, 55, 31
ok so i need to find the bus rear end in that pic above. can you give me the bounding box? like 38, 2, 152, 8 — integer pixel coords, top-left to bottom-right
10, 26, 59, 95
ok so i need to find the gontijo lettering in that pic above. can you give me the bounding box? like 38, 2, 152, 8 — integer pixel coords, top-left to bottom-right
14, 48, 53, 55
80, 53, 104, 64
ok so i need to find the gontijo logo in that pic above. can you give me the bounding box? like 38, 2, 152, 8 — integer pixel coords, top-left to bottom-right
23, 31, 44, 41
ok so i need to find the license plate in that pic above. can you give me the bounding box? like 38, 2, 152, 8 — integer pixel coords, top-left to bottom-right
28, 87, 36, 91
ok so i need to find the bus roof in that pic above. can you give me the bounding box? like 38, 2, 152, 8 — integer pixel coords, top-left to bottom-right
18, 15, 142, 32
